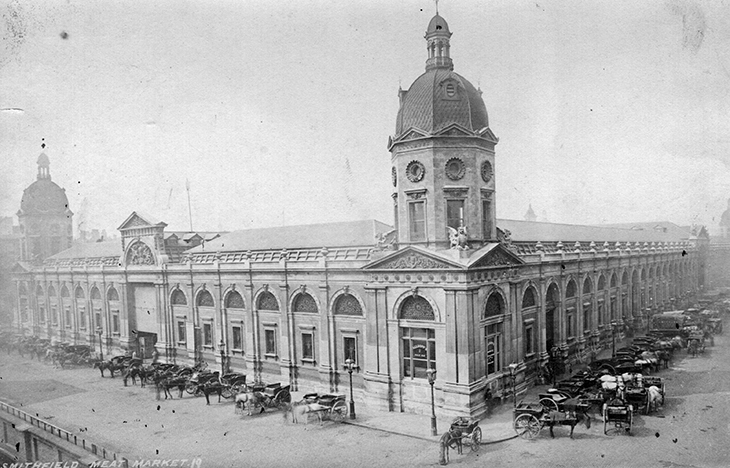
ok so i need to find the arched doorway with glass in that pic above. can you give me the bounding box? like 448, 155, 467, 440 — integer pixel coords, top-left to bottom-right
397, 292, 438, 414
544, 282, 560, 353
482, 291, 506, 383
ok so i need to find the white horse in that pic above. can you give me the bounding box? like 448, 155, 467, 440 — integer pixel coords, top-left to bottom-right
283, 402, 323, 426
234, 391, 265, 416
647, 385, 663, 412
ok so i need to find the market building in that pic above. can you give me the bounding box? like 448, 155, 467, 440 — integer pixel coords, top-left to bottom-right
11, 13, 707, 418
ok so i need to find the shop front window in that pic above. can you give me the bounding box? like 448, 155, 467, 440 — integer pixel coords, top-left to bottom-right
402, 327, 435, 379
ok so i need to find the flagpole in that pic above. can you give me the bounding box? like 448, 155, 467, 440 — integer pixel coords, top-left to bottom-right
186, 179, 193, 231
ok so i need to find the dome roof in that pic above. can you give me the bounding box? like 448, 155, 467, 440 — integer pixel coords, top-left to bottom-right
395, 68, 489, 137
20, 178, 70, 215
426, 14, 450, 35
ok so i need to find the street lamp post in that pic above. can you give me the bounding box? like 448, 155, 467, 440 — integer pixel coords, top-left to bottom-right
345, 359, 356, 420
507, 363, 518, 407
218, 339, 226, 375
611, 321, 617, 357
96, 326, 103, 362
426, 368, 437, 436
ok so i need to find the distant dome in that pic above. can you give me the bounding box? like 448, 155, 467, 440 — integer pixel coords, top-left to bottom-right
721, 199, 730, 226
395, 68, 489, 137
20, 179, 70, 214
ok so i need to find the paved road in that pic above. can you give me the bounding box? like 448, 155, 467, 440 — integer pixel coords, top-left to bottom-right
0, 323, 728, 467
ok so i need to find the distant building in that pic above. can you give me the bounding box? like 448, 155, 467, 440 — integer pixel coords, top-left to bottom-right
17, 153, 74, 262
709, 200, 730, 290
524, 205, 537, 222
12, 13, 707, 418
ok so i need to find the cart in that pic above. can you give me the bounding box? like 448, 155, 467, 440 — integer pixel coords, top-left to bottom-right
513, 401, 545, 439
602, 398, 633, 435
449, 417, 482, 452
300, 393, 348, 423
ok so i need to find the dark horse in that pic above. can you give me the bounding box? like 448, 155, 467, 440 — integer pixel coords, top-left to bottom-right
155, 375, 188, 399
545, 410, 592, 438
438, 428, 463, 465
94, 361, 125, 378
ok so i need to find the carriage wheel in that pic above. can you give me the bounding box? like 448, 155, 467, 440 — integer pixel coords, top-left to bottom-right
470, 427, 482, 452
221, 387, 234, 399
331, 400, 348, 423
185, 382, 197, 395
514, 414, 541, 439
539, 398, 559, 413
276, 390, 292, 409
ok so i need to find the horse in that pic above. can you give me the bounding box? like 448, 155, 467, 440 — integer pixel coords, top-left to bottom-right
647, 385, 663, 412
201, 381, 224, 405
235, 391, 268, 416
545, 410, 592, 438
282, 402, 323, 426
438, 428, 463, 465
155, 375, 188, 400
93, 361, 124, 378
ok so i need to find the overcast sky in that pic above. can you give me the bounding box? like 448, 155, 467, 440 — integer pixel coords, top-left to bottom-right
2, 0, 730, 237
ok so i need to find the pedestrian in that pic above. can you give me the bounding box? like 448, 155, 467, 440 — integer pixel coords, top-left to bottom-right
152, 347, 159, 364
483, 387, 492, 415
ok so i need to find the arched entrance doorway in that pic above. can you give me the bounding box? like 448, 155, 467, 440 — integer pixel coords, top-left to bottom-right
545, 283, 560, 352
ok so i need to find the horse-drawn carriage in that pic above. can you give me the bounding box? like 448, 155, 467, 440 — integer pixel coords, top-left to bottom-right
603, 398, 633, 435
236, 382, 293, 415
687, 331, 706, 356
513, 399, 591, 439
295, 392, 348, 423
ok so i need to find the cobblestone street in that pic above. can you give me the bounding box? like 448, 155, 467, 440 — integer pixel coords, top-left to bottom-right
2, 320, 729, 468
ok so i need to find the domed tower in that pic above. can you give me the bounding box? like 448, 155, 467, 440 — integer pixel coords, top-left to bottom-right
389, 13, 498, 249
720, 198, 730, 238
17, 152, 74, 261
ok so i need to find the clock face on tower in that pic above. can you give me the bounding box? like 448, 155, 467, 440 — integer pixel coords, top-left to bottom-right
406, 161, 425, 183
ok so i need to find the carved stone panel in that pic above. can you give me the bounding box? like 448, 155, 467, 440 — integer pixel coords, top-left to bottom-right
399, 296, 435, 320
334, 294, 363, 316
380, 253, 450, 270
293, 293, 318, 313
126, 241, 155, 265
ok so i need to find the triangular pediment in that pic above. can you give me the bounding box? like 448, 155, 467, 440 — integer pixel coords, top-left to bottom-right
11, 261, 33, 273
435, 123, 473, 137
364, 246, 464, 270
467, 243, 524, 269
118, 211, 167, 231
396, 127, 428, 142
476, 126, 499, 143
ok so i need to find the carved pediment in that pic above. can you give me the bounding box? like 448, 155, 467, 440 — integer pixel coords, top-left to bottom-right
365, 247, 462, 270
468, 244, 523, 269
118, 211, 167, 231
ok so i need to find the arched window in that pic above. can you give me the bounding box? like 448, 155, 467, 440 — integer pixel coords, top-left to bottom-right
19, 284, 27, 296
566, 280, 577, 298
622, 272, 629, 285
91, 287, 101, 301
107, 287, 120, 302
597, 275, 606, 290
641, 269, 646, 281
36, 285, 44, 297
171, 289, 187, 305
400, 295, 435, 320
197, 290, 214, 307
61, 286, 70, 297
257, 291, 279, 311
484, 292, 503, 319
293, 293, 318, 313
334, 294, 363, 316
583, 278, 592, 294
75, 287, 85, 299
610, 274, 617, 288
522, 287, 536, 308
48, 285, 56, 297
225, 291, 245, 309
